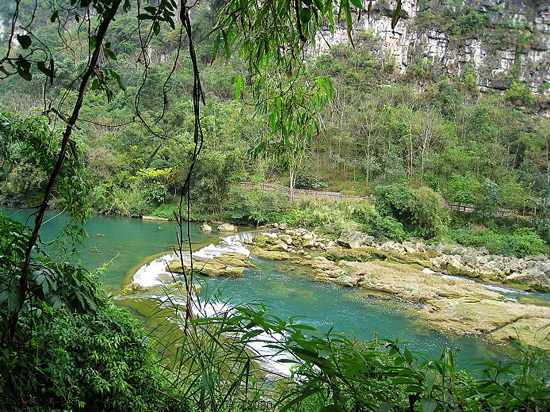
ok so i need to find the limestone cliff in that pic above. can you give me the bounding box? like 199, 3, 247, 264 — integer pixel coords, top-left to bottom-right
316, 0, 550, 95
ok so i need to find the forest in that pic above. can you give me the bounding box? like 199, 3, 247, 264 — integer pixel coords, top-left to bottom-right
1, 0, 550, 410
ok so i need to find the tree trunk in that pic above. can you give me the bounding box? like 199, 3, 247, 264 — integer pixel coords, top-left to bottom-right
289, 167, 296, 202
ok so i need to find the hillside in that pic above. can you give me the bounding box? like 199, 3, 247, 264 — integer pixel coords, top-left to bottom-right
0, 0, 550, 249
316, 0, 550, 97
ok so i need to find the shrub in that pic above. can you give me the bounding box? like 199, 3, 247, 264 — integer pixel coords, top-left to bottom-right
342, 199, 406, 241
416, 186, 450, 238
375, 184, 449, 238
226, 185, 289, 226
447, 226, 546, 257
0, 215, 181, 411
294, 170, 328, 190
507, 80, 535, 106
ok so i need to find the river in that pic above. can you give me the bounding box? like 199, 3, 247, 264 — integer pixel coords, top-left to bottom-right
2, 207, 512, 364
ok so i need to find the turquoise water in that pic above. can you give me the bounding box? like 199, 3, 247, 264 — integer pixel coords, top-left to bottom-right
200, 258, 504, 364
2, 207, 513, 363
1, 207, 216, 291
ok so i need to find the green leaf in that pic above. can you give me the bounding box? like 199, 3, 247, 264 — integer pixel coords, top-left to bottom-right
222, 30, 231, 58
211, 33, 221, 63
91, 78, 100, 91
235, 76, 244, 102
404, 348, 413, 364
50, 10, 59, 23
104, 47, 117, 60
7, 291, 20, 313
110, 70, 126, 91
279, 387, 322, 412
37, 61, 54, 79
392, 0, 402, 30
300, 8, 312, 24
17, 35, 32, 49
16, 66, 32, 81
350, 0, 363, 8
421, 398, 437, 412
90, 35, 97, 50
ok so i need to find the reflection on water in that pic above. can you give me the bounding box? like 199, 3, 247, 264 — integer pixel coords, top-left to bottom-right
1, 207, 216, 291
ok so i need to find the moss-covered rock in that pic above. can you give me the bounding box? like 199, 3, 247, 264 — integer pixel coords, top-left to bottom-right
250, 247, 295, 261
324, 247, 389, 262
167, 252, 256, 278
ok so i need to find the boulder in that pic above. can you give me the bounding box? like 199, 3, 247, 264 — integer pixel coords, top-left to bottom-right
507, 268, 550, 292
338, 229, 368, 249
218, 223, 237, 232
403, 241, 417, 253
200, 222, 212, 232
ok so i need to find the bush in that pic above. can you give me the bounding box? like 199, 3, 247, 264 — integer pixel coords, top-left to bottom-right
416, 186, 450, 238
0, 215, 181, 411
447, 226, 546, 257
294, 170, 328, 190
507, 80, 535, 106
375, 184, 449, 238
341, 199, 407, 241
152, 203, 177, 219
226, 185, 289, 226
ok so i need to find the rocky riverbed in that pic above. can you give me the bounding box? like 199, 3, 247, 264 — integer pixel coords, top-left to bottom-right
244, 225, 550, 349
121, 223, 550, 350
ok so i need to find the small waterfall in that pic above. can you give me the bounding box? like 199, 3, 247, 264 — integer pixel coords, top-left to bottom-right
130, 229, 294, 377
194, 233, 251, 259
132, 253, 180, 287
132, 231, 256, 286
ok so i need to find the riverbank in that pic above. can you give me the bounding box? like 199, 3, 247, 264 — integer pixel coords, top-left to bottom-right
243, 225, 550, 349
121, 219, 550, 350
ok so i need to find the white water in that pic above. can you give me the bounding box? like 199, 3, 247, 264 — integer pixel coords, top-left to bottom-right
131, 234, 293, 377
132, 233, 251, 287
430, 270, 530, 296
482, 284, 530, 295
132, 253, 179, 287
194, 234, 251, 259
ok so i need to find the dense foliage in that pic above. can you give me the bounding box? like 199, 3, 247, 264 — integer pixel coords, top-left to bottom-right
2, 0, 549, 255
0, 215, 184, 411
1, 1, 550, 411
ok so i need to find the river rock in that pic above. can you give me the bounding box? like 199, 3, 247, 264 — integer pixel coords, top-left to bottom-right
424, 298, 550, 350
338, 229, 370, 249
507, 267, 550, 291
280, 234, 293, 245
271, 241, 289, 252
200, 222, 212, 232
218, 223, 237, 232
403, 241, 417, 253
167, 252, 256, 278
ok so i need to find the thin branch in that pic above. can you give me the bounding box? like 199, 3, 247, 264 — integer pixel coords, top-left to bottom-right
9, 0, 124, 336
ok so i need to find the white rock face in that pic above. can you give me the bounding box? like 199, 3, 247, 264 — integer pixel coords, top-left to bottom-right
312, 0, 550, 95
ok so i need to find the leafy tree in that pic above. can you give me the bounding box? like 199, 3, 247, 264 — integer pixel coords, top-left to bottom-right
375, 184, 449, 238
252, 71, 333, 200
446, 173, 481, 207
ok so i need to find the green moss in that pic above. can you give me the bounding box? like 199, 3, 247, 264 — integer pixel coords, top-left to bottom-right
325, 247, 389, 262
